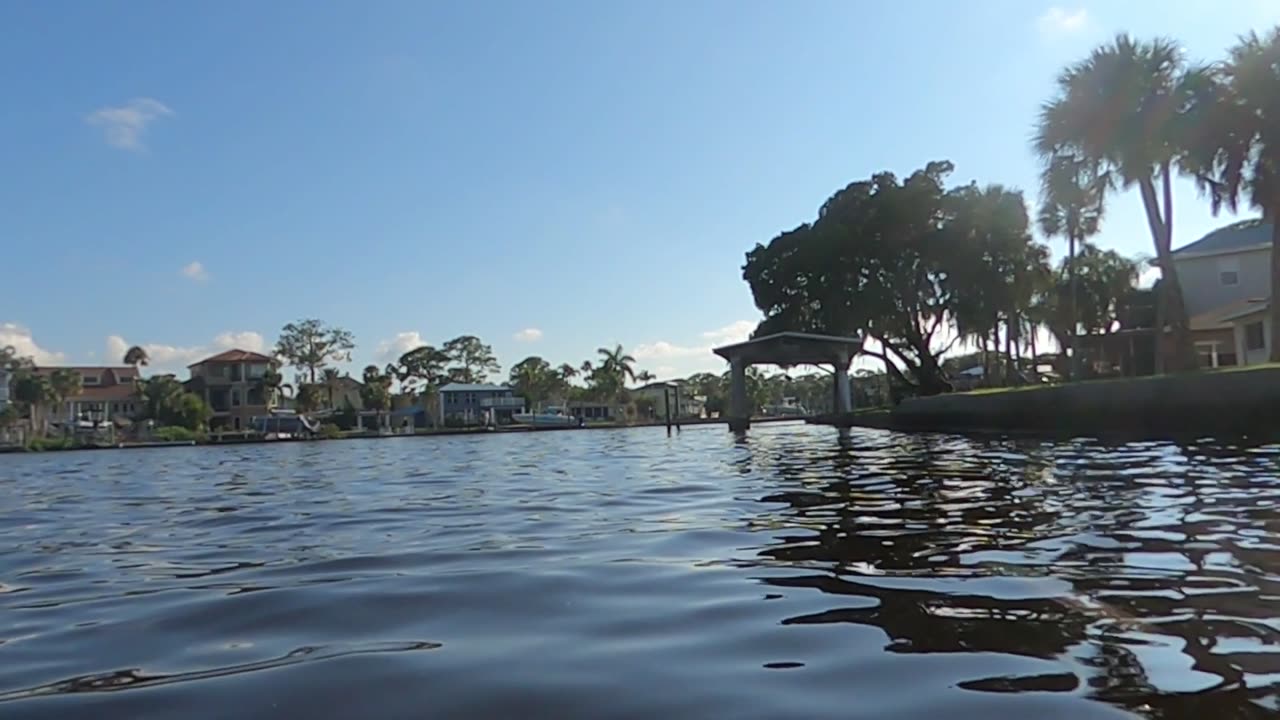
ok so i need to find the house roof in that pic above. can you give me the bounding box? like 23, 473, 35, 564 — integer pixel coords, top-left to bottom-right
33, 366, 137, 385
712, 331, 863, 365
189, 349, 274, 366
439, 383, 508, 393
1174, 219, 1271, 258
1218, 299, 1270, 324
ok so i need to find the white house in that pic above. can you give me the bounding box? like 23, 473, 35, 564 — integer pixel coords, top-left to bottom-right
1172, 219, 1273, 367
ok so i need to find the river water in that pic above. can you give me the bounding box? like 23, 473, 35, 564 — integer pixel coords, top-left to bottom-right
1, 424, 1279, 718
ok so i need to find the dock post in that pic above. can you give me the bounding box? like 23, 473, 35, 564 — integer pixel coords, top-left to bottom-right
729, 356, 750, 431
835, 350, 853, 415
673, 384, 681, 432
664, 386, 672, 435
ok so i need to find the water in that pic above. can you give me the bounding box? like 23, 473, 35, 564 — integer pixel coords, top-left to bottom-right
2, 424, 1279, 719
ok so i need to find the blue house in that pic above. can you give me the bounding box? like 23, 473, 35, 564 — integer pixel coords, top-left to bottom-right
438, 383, 525, 426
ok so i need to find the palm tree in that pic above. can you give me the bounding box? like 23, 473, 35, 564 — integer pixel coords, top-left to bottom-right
596, 345, 637, 402
635, 370, 656, 385
558, 363, 578, 383
1035, 34, 1214, 373
1038, 153, 1108, 379
256, 367, 286, 408
123, 345, 149, 374
10, 371, 54, 437
49, 368, 82, 425
1191, 28, 1280, 361
321, 368, 341, 408
596, 345, 636, 382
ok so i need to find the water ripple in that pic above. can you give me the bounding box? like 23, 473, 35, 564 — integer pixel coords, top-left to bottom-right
2, 426, 1280, 717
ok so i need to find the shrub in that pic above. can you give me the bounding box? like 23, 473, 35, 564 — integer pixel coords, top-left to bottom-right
26, 437, 76, 452
317, 423, 343, 440
153, 426, 203, 442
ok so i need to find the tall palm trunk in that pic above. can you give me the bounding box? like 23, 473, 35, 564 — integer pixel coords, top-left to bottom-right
1272, 218, 1280, 362
1138, 169, 1194, 373
1068, 230, 1079, 381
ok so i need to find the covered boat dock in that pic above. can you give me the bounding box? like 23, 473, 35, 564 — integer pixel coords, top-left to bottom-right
712, 331, 863, 431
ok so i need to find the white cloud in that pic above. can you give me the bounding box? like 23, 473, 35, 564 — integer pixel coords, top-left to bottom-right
85, 97, 173, 151
376, 331, 427, 363
1037, 6, 1088, 34
180, 261, 208, 282
105, 331, 266, 374
513, 327, 543, 342
0, 323, 67, 365
633, 320, 754, 361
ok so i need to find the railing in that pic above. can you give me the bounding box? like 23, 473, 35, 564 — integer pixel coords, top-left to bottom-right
480, 397, 526, 409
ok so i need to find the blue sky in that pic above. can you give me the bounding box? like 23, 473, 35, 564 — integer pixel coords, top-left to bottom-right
3, 1, 1279, 380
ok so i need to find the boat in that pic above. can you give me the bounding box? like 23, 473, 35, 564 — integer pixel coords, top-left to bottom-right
511, 406, 581, 428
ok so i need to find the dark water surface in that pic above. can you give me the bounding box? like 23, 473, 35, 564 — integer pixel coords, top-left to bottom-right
3, 424, 1280, 718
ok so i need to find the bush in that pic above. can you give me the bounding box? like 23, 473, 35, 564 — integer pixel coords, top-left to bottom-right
26, 437, 76, 452
317, 423, 343, 440
153, 426, 203, 442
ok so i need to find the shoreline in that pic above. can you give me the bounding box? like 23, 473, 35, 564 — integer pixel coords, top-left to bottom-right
810, 364, 1280, 442
0, 415, 806, 454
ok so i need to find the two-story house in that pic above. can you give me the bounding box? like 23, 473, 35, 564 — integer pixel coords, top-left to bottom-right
185, 349, 275, 431
438, 383, 524, 426
1172, 219, 1272, 368
36, 366, 141, 424
631, 381, 705, 419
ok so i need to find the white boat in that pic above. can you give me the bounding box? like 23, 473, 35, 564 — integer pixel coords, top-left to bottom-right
511, 406, 580, 428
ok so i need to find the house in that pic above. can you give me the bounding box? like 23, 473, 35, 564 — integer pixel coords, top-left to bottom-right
286, 374, 365, 411
185, 349, 275, 431
1172, 219, 1271, 368
0, 367, 9, 412
566, 400, 619, 423
630, 382, 705, 419
36, 366, 141, 424
438, 383, 525, 426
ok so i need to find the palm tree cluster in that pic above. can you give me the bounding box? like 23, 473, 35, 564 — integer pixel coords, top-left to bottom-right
1037, 29, 1280, 368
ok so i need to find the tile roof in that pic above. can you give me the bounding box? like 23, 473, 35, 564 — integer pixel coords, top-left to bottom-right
1174, 219, 1271, 257
189, 349, 275, 366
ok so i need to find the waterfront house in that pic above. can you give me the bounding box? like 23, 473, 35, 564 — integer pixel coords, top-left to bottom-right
0, 366, 9, 412
185, 349, 274, 431
566, 400, 619, 423
1169, 219, 1277, 368
36, 366, 140, 425
630, 382, 705, 419
438, 383, 525, 426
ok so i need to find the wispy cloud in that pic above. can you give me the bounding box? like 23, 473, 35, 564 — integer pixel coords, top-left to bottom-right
105, 331, 267, 374
180, 261, 208, 282
633, 320, 755, 361
0, 322, 67, 365
1037, 6, 1089, 34
513, 328, 543, 342
85, 97, 173, 151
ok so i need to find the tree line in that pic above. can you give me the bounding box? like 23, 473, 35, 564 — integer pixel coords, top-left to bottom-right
744, 28, 1280, 394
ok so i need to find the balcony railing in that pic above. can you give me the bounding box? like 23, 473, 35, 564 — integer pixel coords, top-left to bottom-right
480, 396, 525, 409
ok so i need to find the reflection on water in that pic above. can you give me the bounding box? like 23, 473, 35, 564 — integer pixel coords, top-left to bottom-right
2, 426, 1279, 718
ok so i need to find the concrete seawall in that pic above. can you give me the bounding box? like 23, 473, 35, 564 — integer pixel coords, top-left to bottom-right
817, 366, 1280, 438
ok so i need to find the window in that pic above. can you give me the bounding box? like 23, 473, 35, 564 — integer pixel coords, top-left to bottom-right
1246, 321, 1266, 351
231, 389, 241, 406
82, 375, 100, 386
1218, 256, 1241, 286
